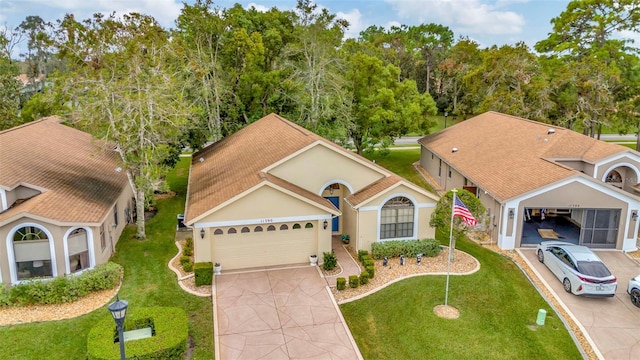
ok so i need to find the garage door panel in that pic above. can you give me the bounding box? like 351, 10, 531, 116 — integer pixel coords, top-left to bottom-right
213, 227, 316, 269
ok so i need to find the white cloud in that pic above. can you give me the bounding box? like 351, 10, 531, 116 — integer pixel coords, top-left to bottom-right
2, 0, 183, 29
336, 9, 364, 39
246, 2, 273, 13
385, 0, 525, 36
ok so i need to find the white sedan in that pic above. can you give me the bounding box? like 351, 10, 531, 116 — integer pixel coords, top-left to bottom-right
629, 275, 640, 308
536, 241, 617, 297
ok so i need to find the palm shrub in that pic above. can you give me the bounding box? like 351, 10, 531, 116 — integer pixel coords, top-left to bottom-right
323, 251, 337, 271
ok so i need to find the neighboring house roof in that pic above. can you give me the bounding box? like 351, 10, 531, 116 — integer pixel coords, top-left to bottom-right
418, 111, 628, 202
186, 113, 403, 223
0, 117, 129, 225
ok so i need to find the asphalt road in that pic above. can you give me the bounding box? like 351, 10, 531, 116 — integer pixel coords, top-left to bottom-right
394, 133, 637, 145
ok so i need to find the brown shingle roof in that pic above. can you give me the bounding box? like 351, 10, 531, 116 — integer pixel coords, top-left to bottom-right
346, 175, 403, 207
186, 113, 393, 223
0, 117, 129, 224
418, 111, 627, 201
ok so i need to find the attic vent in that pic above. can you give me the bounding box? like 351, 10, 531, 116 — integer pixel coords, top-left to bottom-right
547, 129, 555, 135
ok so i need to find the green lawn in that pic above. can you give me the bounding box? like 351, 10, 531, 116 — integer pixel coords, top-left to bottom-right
347, 149, 582, 359
340, 236, 581, 359
365, 149, 433, 192
0, 157, 214, 359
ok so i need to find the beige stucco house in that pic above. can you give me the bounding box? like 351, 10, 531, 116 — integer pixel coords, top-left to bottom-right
418, 111, 640, 252
0, 117, 133, 285
185, 113, 439, 270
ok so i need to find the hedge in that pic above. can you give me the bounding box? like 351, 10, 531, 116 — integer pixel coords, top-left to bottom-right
371, 239, 441, 259
87, 307, 188, 360
1, 262, 123, 306
194, 262, 213, 286
336, 277, 346, 291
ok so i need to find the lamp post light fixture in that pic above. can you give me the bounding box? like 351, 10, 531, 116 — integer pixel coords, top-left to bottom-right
444, 111, 448, 128
108, 296, 129, 360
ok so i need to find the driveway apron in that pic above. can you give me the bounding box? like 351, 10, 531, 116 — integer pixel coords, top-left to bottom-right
214, 266, 362, 360
520, 249, 640, 360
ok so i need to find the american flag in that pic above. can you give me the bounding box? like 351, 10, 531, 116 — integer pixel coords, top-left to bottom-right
453, 195, 478, 226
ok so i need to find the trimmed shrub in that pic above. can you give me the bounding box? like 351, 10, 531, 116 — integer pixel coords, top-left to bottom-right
363, 259, 374, 268
366, 265, 375, 279
194, 262, 213, 286
336, 277, 346, 290
182, 262, 193, 272
371, 238, 441, 259
87, 307, 188, 360
182, 237, 193, 257
348, 275, 359, 288
323, 251, 337, 271
0, 284, 10, 306
357, 250, 369, 262
359, 271, 369, 285
3, 262, 123, 307
179, 256, 190, 266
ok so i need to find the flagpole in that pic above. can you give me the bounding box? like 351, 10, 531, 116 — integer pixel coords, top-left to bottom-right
445, 189, 457, 307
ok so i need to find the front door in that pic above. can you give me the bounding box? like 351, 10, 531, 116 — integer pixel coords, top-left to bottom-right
326, 196, 339, 232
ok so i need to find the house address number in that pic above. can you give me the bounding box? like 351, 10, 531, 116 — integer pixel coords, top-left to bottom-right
259, 218, 274, 223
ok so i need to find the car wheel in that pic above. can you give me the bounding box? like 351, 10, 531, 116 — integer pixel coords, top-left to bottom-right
631, 289, 640, 308
563, 278, 572, 293
537, 250, 544, 263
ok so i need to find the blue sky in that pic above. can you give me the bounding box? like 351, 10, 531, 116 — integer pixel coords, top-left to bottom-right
1, 0, 575, 56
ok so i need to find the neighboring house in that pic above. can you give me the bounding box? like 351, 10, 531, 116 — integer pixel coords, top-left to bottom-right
14, 74, 47, 95
418, 111, 640, 252
185, 113, 439, 270
0, 117, 133, 285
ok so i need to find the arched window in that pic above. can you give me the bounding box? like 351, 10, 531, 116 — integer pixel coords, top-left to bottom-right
67, 228, 90, 273
267, 225, 276, 231
228, 228, 237, 234
13, 225, 53, 280
280, 224, 289, 230
292, 223, 301, 229
380, 196, 415, 239
241, 227, 250, 233
305, 223, 314, 229
254, 226, 263, 232
214, 229, 223, 235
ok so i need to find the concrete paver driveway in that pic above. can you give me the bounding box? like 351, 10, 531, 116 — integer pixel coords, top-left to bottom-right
213, 266, 362, 360
521, 249, 640, 360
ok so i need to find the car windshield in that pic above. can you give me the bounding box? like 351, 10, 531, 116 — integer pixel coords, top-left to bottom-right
576, 261, 611, 278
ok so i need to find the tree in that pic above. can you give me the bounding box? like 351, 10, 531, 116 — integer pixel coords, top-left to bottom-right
16, 15, 54, 91
341, 48, 437, 154
55, 13, 192, 239
429, 189, 485, 259
465, 43, 552, 120
0, 31, 21, 130
283, 0, 349, 132
535, 0, 640, 138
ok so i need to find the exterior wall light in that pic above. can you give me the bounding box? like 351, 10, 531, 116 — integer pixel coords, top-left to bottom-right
323, 220, 328, 230
508, 209, 515, 219
200, 228, 205, 239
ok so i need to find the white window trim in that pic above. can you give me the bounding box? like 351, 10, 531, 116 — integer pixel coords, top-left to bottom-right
5, 222, 58, 284
62, 227, 96, 275
377, 193, 418, 241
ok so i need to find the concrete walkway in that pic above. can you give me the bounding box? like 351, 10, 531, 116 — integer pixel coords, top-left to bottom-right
324, 235, 364, 288
213, 264, 363, 360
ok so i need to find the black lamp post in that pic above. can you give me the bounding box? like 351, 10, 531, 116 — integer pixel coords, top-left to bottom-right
444, 111, 448, 128
108, 296, 129, 360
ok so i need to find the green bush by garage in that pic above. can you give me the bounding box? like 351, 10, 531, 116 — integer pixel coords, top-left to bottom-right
87, 306, 188, 360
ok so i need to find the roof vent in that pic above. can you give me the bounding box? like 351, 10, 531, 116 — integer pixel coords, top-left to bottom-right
199, 157, 204, 163
115, 167, 122, 172
547, 129, 555, 135
452, 147, 458, 153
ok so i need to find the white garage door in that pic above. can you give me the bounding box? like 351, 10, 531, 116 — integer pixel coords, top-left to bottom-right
211, 222, 317, 270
